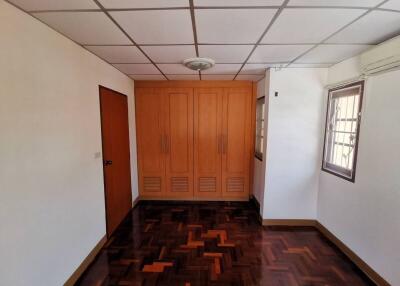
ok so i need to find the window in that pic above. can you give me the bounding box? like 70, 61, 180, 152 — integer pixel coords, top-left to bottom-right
322, 81, 364, 182
255, 96, 265, 161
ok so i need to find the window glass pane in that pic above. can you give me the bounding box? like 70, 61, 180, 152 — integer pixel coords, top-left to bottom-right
322, 82, 363, 181
255, 97, 265, 160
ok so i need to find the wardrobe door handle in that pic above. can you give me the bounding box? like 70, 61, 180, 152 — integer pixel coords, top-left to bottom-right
164, 135, 169, 154
218, 135, 222, 154
222, 135, 227, 154
161, 135, 165, 153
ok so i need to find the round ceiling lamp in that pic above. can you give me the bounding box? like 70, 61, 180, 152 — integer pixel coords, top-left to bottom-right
183, 57, 215, 71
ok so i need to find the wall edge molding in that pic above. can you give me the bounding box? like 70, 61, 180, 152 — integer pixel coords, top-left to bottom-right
315, 222, 390, 286
132, 196, 140, 208
262, 219, 317, 226
261, 219, 390, 286
138, 197, 249, 202
64, 235, 107, 286
65, 199, 140, 285
65, 216, 390, 286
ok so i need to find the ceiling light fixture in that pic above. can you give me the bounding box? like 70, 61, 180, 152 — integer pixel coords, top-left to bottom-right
183, 57, 215, 71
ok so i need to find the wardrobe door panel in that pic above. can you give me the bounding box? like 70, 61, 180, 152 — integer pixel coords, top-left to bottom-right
135, 88, 166, 197
222, 87, 252, 198
164, 88, 194, 198
194, 88, 223, 198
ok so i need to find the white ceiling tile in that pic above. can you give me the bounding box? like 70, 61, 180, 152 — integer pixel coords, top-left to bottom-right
194, 0, 284, 7
158, 64, 198, 74
327, 11, 400, 44
297, 44, 372, 63
98, 0, 188, 9
141, 46, 196, 63
201, 75, 235, 80
261, 8, 366, 43
34, 12, 130, 45
196, 9, 277, 44
130, 75, 166, 80
201, 64, 242, 74
8, 0, 97, 11
198, 45, 253, 63
111, 10, 193, 44
288, 63, 332, 68
85, 46, 149, 63
249, 45, 312, 62
288, 0, 381, 7
236, 74, 265, 81
241, 64, 271, 74
168, 75, 201, 80
113, 64, 161, 74
381, 0, 400, 11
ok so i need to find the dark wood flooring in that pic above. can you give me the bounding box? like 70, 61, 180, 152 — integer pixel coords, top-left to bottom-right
76, 201, 374, 286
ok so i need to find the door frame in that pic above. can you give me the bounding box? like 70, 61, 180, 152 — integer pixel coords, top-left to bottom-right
98, 85, 132, 238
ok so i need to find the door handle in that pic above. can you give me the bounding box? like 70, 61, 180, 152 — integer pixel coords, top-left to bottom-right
218, 135, 222, 154
104, 160, 113, 166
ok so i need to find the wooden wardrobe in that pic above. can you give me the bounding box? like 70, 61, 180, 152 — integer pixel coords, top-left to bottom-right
135, 81, 255, 201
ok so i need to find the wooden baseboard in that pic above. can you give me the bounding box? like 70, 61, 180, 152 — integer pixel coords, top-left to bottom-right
65, 202, 389, 286
261, 219, 390, 285
138, 196, 249, 202
262, 219, 317, 227
132, 196, 140, 208
64, 235, 106, 286
65, 199, 139, 285
316, 222, 390, 286
249, 196, 262, 225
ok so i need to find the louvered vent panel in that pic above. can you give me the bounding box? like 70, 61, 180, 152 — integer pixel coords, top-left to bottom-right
199, 177, 217, 192
143, 177, 161, 192
227, 177, 244, 192
171, 177, 189, 192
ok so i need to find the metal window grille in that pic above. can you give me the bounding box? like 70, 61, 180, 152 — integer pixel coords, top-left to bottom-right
322, 81, 364, 182
255, 96, 265, 161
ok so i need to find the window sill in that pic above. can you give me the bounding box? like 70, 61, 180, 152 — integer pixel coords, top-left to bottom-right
321, 167, 355, 183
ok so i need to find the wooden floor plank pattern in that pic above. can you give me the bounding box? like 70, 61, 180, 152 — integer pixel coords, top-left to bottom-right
76, 201, 374, 286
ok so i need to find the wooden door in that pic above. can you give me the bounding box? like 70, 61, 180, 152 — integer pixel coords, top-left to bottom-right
135, 88, 166, 198
194, 88, 223, 198
164, 88, 194, 198
221, 87, 253, 198
99, 86, 132, 236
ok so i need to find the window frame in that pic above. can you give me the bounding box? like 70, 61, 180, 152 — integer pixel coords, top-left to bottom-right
321, 81, 364, 183
255, 96, 265, 161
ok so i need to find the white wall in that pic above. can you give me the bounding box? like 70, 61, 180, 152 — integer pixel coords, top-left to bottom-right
0, 2, 138, 285
263, 68, 327, 219
319, 58, 400, 285
252, 71, 269, 215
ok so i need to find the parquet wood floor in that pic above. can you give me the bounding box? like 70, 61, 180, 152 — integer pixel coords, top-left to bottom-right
75, 201, 374, 286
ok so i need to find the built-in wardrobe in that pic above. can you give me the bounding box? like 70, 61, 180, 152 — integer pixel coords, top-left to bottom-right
135, 81, 255, 201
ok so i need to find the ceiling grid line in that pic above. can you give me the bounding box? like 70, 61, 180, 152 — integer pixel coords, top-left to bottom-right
91, 0, 169, 80
189, 0, 201, 80
110, 62, 335, 67
233, 0, 291, 80
26, 6, 400, 13
82, 42, 378, 47
6, 0, 400, 81
96, 7, 189, 12
25, 5, 400, 13
287, 0, 391, 67
31, 9, 101, 13
3, 0, 144, 79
